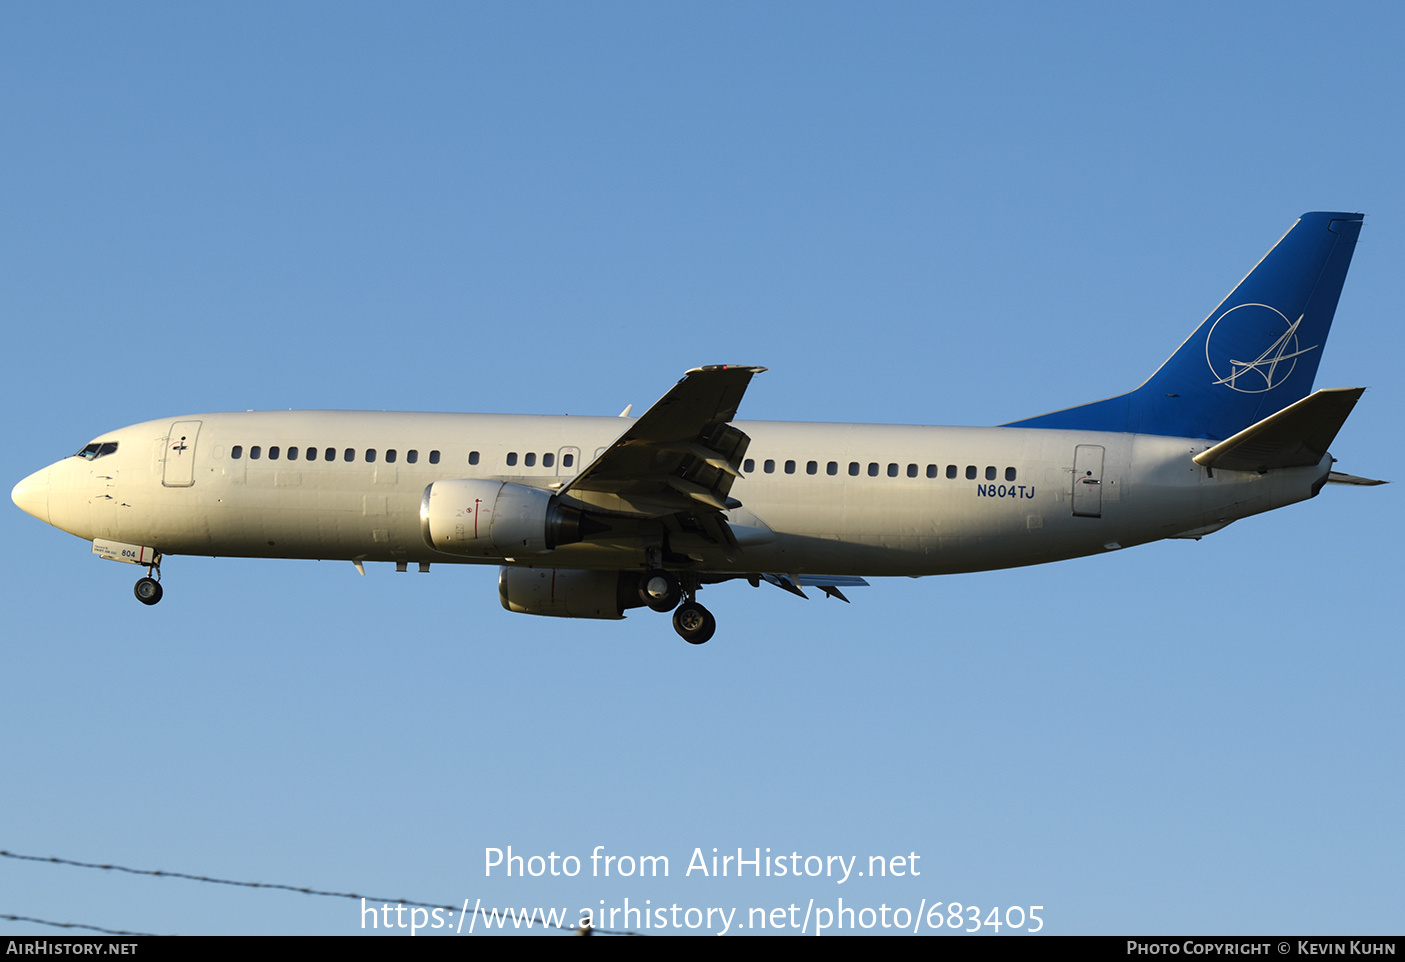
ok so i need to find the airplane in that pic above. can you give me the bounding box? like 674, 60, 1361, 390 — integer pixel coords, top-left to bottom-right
11, 212, 1384, 644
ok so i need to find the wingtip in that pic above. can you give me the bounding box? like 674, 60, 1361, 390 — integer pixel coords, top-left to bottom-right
686, 365, 768, 375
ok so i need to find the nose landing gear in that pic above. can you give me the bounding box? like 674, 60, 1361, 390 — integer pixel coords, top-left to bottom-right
133, 563, 163, 606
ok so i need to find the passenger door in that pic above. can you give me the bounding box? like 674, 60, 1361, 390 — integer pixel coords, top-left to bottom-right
162, 420, 202, 487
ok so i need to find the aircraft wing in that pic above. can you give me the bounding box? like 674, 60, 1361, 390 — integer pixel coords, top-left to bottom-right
557, 365, 766, 519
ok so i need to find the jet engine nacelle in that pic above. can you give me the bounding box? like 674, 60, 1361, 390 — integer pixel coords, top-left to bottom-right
498, 567, 646, 619
421, 479, 588, 557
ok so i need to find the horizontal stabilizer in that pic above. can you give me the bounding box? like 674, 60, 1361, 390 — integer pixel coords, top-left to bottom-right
792, 574, 869, 588
1326, 471, 1387, 486
1193, 387, 1363, 472
760, 573, 870, 602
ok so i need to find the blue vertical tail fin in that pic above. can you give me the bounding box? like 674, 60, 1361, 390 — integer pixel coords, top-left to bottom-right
1007, 212, 1364, 440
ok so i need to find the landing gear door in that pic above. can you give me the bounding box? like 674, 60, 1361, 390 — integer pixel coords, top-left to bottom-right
162, 420, 202, 487
1072, 444, 1104, 518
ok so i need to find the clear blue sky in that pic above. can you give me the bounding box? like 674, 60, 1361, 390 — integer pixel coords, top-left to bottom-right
3, 2, 1401, 936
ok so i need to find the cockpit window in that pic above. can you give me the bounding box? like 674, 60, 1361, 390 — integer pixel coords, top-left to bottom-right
75, 441, 118, 460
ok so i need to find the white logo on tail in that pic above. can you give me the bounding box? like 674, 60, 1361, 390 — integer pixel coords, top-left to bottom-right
1204, 303, 1317, 394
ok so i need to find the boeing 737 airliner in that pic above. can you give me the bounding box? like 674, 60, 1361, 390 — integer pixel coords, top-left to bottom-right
11, 212, 1383, 643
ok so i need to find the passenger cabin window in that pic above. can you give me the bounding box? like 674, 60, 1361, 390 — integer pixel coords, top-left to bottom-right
543, 452, 554, 468
744, 459, 755, 473
365, 449, 376, 463
887, 463, 898, 477
868, 462, 879, 477
947, 464, 957, 479
525, 453, 536, 467
324, 447, 335, 461
827, 461, 838, 476
764, 459, 775, 474
849, 462, 860, 476
985, 466, 996, 480
468, 451, 479, 465
386, 449, 397, 463
344, 448, 355, 462
407, 450, 419, 464
269, 446, 280, 460
429, 450, 440, 464
231, 445, 243, 459
926, 464, 938, 478
562, 453, 574, 467
907, 463, 918, 478
250, 446, 262, 460
287, 446, 299, 461
306, 447, 318, 462
1006, 467, 1017, 481
785, 460, 796, 474
506, 452, 518, 466
966, 465, 977, 480
806, 461, 817, 475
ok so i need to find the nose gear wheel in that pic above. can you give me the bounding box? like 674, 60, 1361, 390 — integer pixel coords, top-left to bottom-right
134, 577, 163, 605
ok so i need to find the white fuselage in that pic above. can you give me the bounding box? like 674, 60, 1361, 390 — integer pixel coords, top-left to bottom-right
17, 410, 1330, 578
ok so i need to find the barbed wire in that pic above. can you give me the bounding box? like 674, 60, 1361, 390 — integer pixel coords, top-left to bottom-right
2, 849, 635, 935
0, 913, 160, 937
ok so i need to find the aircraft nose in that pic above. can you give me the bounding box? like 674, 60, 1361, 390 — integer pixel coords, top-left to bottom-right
12, 467, 51, 524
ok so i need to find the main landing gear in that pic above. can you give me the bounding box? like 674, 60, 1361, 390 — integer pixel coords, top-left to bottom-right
672, 602, 716, 645
638, 568, 715, 645
133, 563, 163, 606
638, 568, 682, 612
